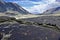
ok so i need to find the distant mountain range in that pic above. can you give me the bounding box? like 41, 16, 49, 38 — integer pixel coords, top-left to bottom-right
43, 7, 60, 14
0, 1, 31, 14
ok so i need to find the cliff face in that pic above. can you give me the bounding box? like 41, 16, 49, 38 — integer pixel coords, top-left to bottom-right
0, 1, 31, 14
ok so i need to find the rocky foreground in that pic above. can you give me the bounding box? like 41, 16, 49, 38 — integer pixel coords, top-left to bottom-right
0, 16, 60, 40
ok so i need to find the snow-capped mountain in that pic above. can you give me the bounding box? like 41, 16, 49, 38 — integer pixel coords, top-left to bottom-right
43, 7, 60, 14
0, 1, 31, 14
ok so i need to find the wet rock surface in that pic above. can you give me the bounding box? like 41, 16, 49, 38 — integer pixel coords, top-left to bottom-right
0, 16, 60, 40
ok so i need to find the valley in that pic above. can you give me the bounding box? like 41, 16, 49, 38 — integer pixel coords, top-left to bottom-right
0, 0, 60, 40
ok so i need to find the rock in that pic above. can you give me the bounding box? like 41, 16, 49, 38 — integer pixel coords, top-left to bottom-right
0, 16, 60, 40
0, 20, 60, 40
0, 16, 16, 22
0, 33, 3, 40
22, 16, 60, 29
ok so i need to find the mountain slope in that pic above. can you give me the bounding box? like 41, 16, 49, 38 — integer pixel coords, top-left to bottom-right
43, 7, 60, 14
0, 1, 31, 14
0, 1, 6, 12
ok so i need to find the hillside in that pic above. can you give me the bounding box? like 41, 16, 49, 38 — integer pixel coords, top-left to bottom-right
0, 1, 31, 14
43, 7, 60, 14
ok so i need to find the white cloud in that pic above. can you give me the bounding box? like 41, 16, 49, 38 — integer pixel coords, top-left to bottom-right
9, 0, 60, 14
22, 0, 60, 14
26, 4, 48, 14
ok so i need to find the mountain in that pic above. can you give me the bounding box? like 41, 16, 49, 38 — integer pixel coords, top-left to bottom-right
43, 7, 60, 14
0, 1, 31, 14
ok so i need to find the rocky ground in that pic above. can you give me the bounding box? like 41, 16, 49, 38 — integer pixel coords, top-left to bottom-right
22, 16, 60, 30
0, 16, 60, 40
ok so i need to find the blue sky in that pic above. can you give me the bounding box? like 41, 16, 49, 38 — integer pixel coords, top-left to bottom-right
4, 0, 60, 14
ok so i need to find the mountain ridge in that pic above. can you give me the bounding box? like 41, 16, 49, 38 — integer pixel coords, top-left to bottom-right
43, 7, 60, 14
0, 1, 31, 14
